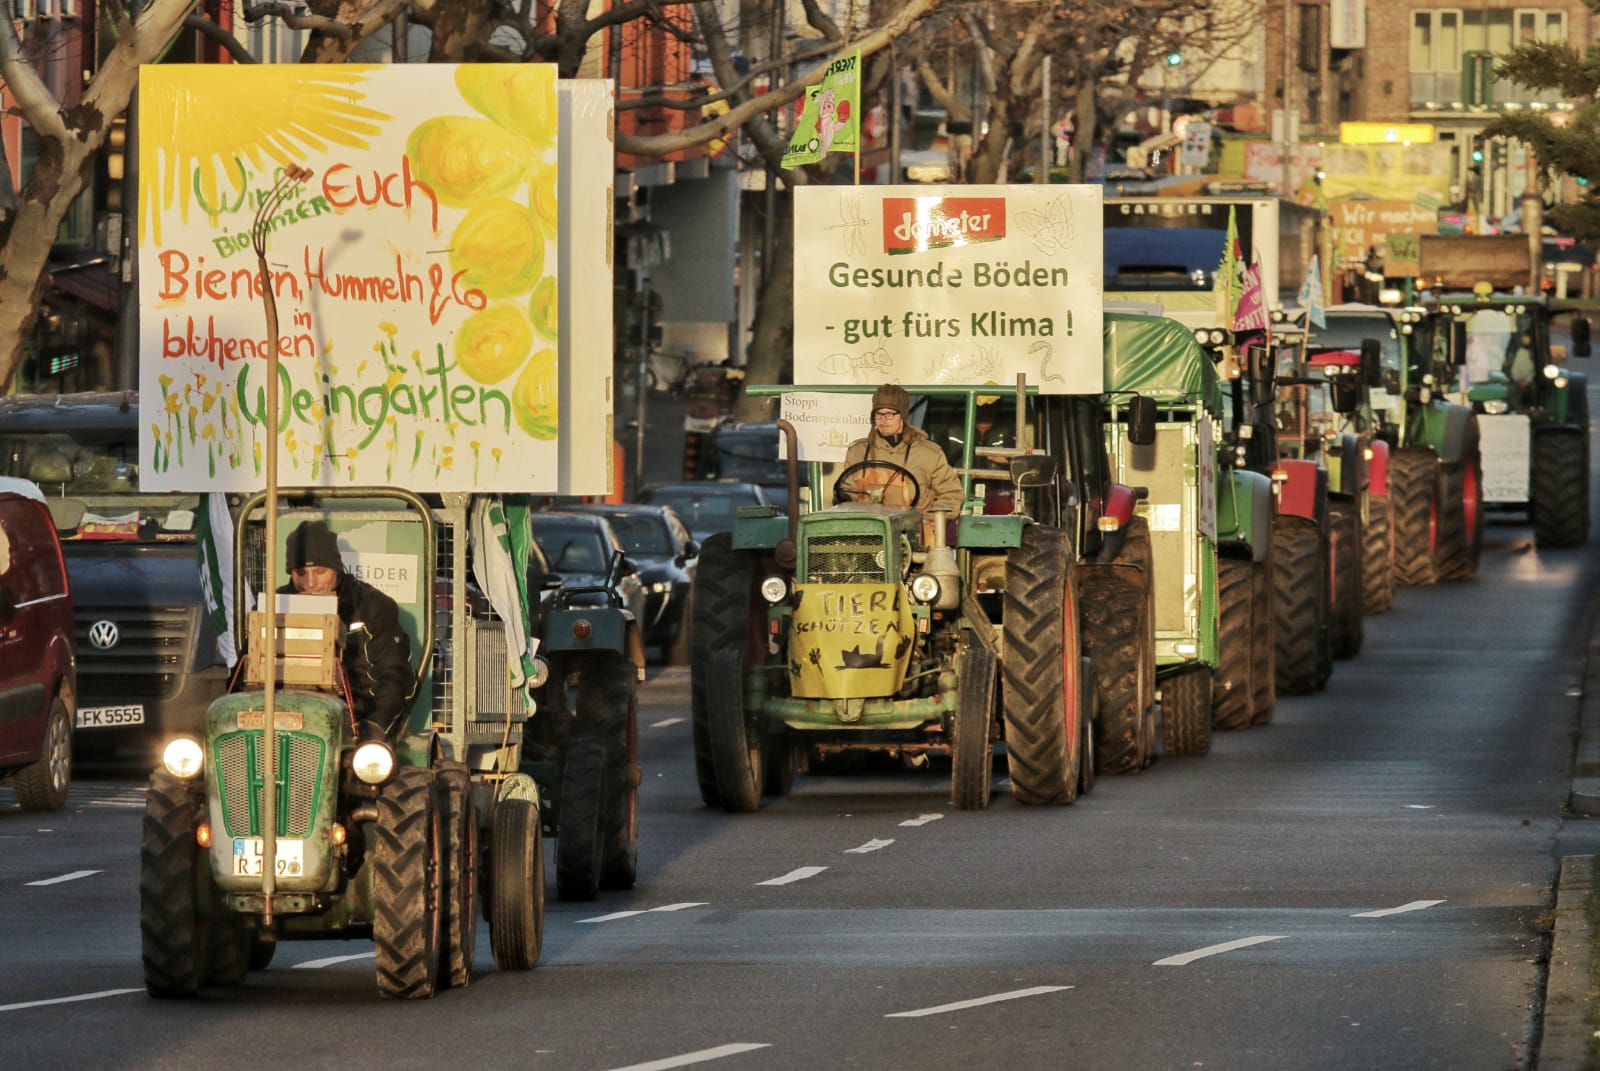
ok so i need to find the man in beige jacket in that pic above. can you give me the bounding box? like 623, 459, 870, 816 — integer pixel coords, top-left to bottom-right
841, 384, 964, 515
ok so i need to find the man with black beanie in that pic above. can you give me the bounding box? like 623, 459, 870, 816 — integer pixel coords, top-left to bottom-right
278, 521, 416, 740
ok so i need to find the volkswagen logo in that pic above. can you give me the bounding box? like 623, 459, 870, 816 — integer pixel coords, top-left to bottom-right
88, 620, 121, 650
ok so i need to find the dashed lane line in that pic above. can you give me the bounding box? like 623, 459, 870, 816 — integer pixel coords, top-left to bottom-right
0, 989, 142, 1013
293, 952, 376, 970
1352, 899, 1447, 918
580, 902, 709, 924
899, 814, 943, 827
650, 718, 685, 728
25, 870, 101, 886
844, 839, 894, 854
756, 867, 827, 886
886, 985, 1074, 1018
603, 1043, 771, 1071
1153, 935, 1286, 966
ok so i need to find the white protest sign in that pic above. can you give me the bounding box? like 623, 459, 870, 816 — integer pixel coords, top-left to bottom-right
779, 391, 871, 462
793, 186, 1104, 395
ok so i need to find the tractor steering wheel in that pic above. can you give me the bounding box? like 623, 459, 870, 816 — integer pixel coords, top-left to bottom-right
832, 459, 922, 507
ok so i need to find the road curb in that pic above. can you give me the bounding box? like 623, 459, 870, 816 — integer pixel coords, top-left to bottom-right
1540, 856, 1595, 1071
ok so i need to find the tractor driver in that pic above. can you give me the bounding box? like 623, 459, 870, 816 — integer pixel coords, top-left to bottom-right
841, 383, 964, 516
279, 521, 416, 741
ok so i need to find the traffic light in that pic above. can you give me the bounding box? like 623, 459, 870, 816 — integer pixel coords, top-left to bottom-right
1470, 137, 1485, 165
1165, 51, 1182, 67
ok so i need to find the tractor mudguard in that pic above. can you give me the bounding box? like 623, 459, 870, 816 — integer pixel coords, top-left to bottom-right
1215, 469, 1273, 563
1368, 439, 1390, 497
542, 607, 633, 655
1272, 459, 1326, 525
1554, 372, 1587, 429
1329, 433, 1362, 498
1436, 402, 1475, 465
1094, 483, 1144, 563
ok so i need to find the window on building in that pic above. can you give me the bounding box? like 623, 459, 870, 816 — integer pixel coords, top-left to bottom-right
1411, 10, 1462, 73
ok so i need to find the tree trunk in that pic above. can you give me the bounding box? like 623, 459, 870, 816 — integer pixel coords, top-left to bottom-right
735, 186, 791, 422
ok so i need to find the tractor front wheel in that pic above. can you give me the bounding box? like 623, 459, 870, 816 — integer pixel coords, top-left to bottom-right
1081, 569, 1152, 769
1390, 448, 1441, 586
140, 771, 207, 998
1211, 558, 1254, 731
951, 633, 996, 810
1436, 418, 1484, 579
1362, 495, 1395, 614
1002, 526, 1083, 805
556, 737, 608, 901
1328, 505, 1363, 659
1532, 429, 1590, 547
691, 534, 764, 811
489, 796, 544, 971
436, 761, 478, 988
1249, 554, 1276, 726
373, 767, 443, 1000
1273, 515, 1329, 695
1161, 666, 1213, 757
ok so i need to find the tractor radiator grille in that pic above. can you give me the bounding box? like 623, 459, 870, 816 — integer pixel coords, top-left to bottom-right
805, 535, 888, 584
214, 730, 326, 838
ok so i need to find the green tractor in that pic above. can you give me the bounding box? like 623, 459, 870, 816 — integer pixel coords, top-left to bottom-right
140, 489, 552, 999
1416, 291, 1590, 548
690, 377, 1160, 812
1103, 314, 1277, 739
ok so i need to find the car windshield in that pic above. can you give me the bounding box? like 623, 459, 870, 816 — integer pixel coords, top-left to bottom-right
643, 489, 748, 533
708, 432, 785, 485
1313, 316, 1403, 376
0, 430, 200, 541
599, 513, 672, 556
533, 522, 609, 574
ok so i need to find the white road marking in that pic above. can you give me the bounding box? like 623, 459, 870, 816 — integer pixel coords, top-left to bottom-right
1153, 935, 1286, 966
579, 902, 709, 924
756, 866, 827, 886
886, 985, 1073, 1018
650, 718, 685, 728
84, 800, 144, 809
0, 989, 142, 1013
604, 1043, 771, 1071
899, 813, 944, 827
1352, 899, 1446, 918
25, 870, 101, 886
844, 839, 894, 854
293, 951, 376, 969
1404, 805, 1435, 810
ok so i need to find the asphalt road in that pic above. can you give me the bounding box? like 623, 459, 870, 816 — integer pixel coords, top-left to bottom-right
4, 376, 1600, 1071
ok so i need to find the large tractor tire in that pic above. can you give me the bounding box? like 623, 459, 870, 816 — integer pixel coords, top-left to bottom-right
1080, 570, 1151, 772
1273, 514, 1329, 695
1161, 666, 1213, 757
1249, 555, 1276, 726
1362, 495, 1395, 614
691, 533, 765, 811
1436, 418, 1484, 579
204, 915, 252, 988
1328, 505, 1363, 660
556, 736, 608, 901
950, 633, 996, 810
13, 696, 70, 811
1532, 429, 1591, 548
576, 652, 639, 892
1390, 448, 1440, 586
1076, 658, 1097, 798
373, 767, 443, 1000
489, 796, 544, 971
436, 761, 478, 989
1211, 558, 1255, 731
763, 731, 798, 798
140, 771, 208, 997
1002, 526, 1085, 805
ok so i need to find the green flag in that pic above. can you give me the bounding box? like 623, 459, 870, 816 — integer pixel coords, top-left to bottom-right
782, 51, 861, 168
1215, 206, 1243, 327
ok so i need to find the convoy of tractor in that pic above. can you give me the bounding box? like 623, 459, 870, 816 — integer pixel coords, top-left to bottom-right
125, 180, 1591, 1002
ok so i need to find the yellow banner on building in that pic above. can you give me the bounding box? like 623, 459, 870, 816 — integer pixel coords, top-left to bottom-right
137, 64, 560, 493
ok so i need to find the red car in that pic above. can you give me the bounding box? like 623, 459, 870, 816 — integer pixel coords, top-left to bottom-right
0, 478, 75, 810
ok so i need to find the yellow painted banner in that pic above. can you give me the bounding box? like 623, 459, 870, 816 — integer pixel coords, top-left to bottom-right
137, 65, 559, 493
788, 583, 913, 700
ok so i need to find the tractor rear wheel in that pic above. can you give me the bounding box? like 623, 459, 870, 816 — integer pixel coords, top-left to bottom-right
1161, 666, 1213, 757
1328, 505, 1363, 659
1249, 555, 1276, 726
140, 771, 207, 998
1273, 515, 1329, 695
576, 653, 638, 892
950, 632, 996, 810
1532, 429, 1590, 547
1081, 569, 1149, 772
692, 533, 765, 811
489, 796, 544, 971
205, 914, 251, 988
556, 736, 607, 902
1211, 558, 1254, 730
1362, 495, 1395, 613
436, 761, 478, 989
1390, 448, 1440, 586
373, 767, 442, 1000
1002, 526, 1084, 805
1436, 418, 1484, 579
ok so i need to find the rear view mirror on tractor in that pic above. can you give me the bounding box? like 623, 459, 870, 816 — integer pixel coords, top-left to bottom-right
1451, 321, 1469, 365
1572, 316, 1592, 357
1127, 395, 1158, 445
1247, 344, 1274, 406
1328, 368, 1362, 414
1360, 339, 1383, 388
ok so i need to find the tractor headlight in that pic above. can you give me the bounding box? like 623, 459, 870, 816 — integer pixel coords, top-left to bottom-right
1483, 399, 1509, 415
1555, 376, 1570, 389
162, 737, 204, 779
351, 741, 396, 785
910, 574, 941, 604
528, 655, 551, 689
760, 576, 789, 604
1544, 363, 1562, 380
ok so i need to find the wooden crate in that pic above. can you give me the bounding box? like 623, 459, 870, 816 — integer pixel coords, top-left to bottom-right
246, 611, 343, 687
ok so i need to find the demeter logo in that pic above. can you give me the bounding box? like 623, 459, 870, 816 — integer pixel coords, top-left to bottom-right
882, 197, 1006, 255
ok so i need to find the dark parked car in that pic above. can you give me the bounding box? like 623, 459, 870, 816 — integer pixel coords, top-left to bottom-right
568, 503, 698, 660
635, 480, 776, 544
699, 422, 790, 513
0, 478, 75, 810
530, 510, 646, 625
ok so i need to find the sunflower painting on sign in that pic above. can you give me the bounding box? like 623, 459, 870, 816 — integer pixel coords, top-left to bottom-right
137, 64, 560, 494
